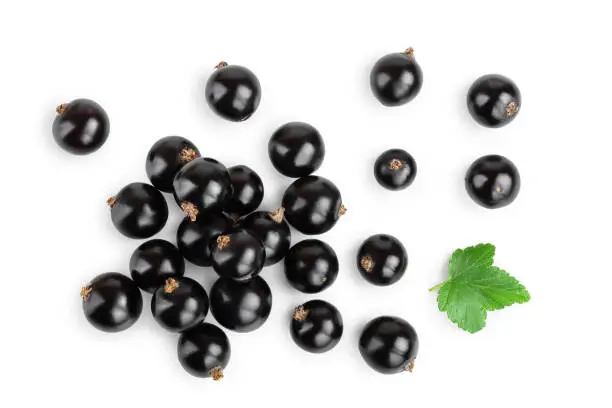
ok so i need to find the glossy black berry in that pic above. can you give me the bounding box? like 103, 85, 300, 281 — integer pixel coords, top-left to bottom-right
210, 276, 272, 333
465, 154, 521, 209
357, 234, 407, 286
173, 157, 232, 221
374, 149, 417, 190
284, 239, 338, 293
108, 182, 168, 239
282, 176, 345, 235
210, 229, 265, 281
205, 62, 261, 122
370, 48, 423, 107
177, 212, 233, 267
467, 74, 521, 128
81, 272, 143, 333
177, 322, 230, 380
290, 300, 343, 353
268, 122, 325, 178
239, 209, 291, 266
52, 99, 110, 155
129, 239, 185, 293
359, 316, 419, 374
146, 136, 200, 192
151, 277, 209, 332
224, 165, 264, 216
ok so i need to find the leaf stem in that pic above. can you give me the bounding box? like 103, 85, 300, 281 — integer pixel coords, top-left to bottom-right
428, 282, 445, 292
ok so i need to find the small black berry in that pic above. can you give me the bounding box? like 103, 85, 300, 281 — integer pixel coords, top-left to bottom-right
467, 74, 521, 128
370, 48, 423, 107
357, 234, 407, 286
465, 154, 520, 208
177, 322, 230, 380
374, 149, 417, 190
290, 300, 343, 353
108, 182, 168, 239
146, 136, 200, 192
205, 62, 261, 122
52, 99, 110, 155
268, 122, 325, 178
129, 239, 185, 293
225, 165, 264, 216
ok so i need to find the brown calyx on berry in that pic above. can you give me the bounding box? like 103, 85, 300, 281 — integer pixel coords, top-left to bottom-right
107, 196, 117, 208
506, 102, 519, 117
360, 255, 374, 273
80, 286, 93, 301
215, 61, 228, 69
268, 207, 285, 224
209, 366, 224, 381
337, 204, 347, 217
405, 360, 415, 373
404, 47, 415, 57
164, 278, 179, 294
217, 235, 231, 249
389, 159, 403, 170
179, 148, 198, 163
293, 305, 309, 321
56, 103, 68, 115
181, 201, 199, 222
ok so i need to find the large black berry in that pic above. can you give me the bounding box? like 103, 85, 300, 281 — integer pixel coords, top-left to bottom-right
210, 229, 265, 281
357, 234, 407, 286
284, 239, 338, 293
359, 316, 419, 374
173, 157, 232, 221
81, 272, 143, 333
465, 154, 521, 209
290, 300, 343, 353
239, 209, 291, 266
210, 277, 272, 333
129, 239, 185, 293
176, 212, 233, 267
205, 62, 261, 122
467, 74, 521, 128
374, 149, 417, 190
108, 182, 168, 239
224, 165, 264, 216
146, 136, 200, 192
52, 99, 110, 155
152, 277, 209, 332
282, 176, 346, 235
370, 48, 423, 107
177, 322, 230, 380
268, 122, 325, 178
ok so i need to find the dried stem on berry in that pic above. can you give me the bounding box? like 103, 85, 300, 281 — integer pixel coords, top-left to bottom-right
106, 196, 117, 208
217, 235, 231, 249
164, 278, 179, 294
215, 61, 228, 69
268, 207, 285, 224
405, 360, 415, 373
209, 366, 224, 381
181, 201, 199, 222
80, 286, 93, 301
179, 148, 198, 163
360, 255, 374, 273
404, 47, 415, 57
337, 204, 347, 217
389, 159, 403, 170
293, 305, 309, 321
56, 103, 68, 115
506, 102, 519, 117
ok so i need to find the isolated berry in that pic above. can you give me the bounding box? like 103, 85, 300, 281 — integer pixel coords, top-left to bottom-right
370, 48, 423, 107
290, 300, 343, 353
357, 234, 407, 286
374, 149, 417, 190
146, 136, 200, 192
467, 74, 521, 128
52, 99, 109, 155
465, 154, 520, 209
268, 122, 325, 177
81, 272, 143, 333
205, 61, 261, 122
177, 322, 231, 380
108, 182, 168, 239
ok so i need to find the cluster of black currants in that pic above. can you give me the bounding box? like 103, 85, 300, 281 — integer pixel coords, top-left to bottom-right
54, 49, 523, 380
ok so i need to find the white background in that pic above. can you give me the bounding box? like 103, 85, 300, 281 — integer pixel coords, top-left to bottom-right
1, 1, 610, 406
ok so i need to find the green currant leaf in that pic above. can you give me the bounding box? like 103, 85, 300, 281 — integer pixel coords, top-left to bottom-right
431, 244, 530, 334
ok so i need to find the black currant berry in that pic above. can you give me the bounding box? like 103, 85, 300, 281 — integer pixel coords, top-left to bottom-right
239, 208, 291, 266
465, 154, 520, 209
290, 300, 343, 353
282, 176, 346, 235
268, 122, 325, 178
210, 276, 272, 333
284, 239, 338, 293
205, 61, 261, 122
152, 277, 209, 332
210, 229, 265, 281
146, 136, 200, 192
370, 48, 423, 107
177, 212, 233, 267
374, 149, 417, 190
467, 74, 521, 128
129, 239, 185, 293
52, 99, 110, 155
108, 182, 168, 239
359, 316, 419, 374
224, 165, 264, 216
178, 322, 230, 380
173, 157, 232, 221
81, 272, 143, 333
357, 234, 407, 286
